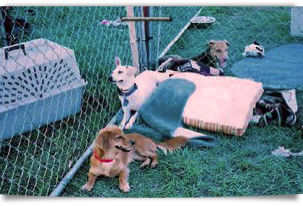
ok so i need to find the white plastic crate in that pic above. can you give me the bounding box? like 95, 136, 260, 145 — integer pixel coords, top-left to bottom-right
0, 38, 87, 140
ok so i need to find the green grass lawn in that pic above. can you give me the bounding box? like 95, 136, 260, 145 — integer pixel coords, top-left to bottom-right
1, 6, 303, 197
62, 123, 303, 197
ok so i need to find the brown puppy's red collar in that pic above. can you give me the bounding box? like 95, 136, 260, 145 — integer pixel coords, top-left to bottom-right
93, 149, 114, 163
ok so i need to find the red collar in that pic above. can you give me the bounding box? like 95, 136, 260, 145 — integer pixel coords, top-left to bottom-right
93, 149, 114, 163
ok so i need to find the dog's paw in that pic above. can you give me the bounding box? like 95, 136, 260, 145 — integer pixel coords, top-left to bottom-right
151, 161, 158, 168
157, 65, 164, 72
119, 124, 125, 130
124, 122, 133, 130
81, 183, 93, 191
124, 124, 132, 130
120, 183, 130, 192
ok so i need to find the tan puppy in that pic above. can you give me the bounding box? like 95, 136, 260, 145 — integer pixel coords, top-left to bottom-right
127, 134, 187, 168
81, 126, 134, 192
81, 126, 188, 192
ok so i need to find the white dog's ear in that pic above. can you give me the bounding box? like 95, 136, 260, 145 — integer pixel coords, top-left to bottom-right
224, 40, 230, 47
208, 40, 216, 48
115, 57, 121, 67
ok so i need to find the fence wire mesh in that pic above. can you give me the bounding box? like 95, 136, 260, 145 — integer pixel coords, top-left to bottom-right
0, 6, 303, 197
0, 6, 130, 196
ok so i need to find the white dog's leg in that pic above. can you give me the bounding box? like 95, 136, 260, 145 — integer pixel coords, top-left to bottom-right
120, 109, 131, 130
125, 111, 139, 129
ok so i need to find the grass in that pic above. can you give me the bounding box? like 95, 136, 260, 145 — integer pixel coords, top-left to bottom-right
60, 123, 303, 197
60, 127, 303, 197
1, 6, 303, 197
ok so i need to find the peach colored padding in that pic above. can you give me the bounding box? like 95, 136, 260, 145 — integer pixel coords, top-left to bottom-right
175, 73, 263, 136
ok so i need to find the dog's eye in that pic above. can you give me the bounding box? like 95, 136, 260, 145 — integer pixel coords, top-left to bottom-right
118, 71, 123, 74
116, 136, 123, 139
216, 49, 222, 53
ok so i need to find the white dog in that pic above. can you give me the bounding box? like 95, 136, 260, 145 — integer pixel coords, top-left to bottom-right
109, 57, 175, 130
242, 41, 265, 58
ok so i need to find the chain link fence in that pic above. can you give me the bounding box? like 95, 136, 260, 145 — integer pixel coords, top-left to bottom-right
0, 6, 131, 196
0, 6, 302, 197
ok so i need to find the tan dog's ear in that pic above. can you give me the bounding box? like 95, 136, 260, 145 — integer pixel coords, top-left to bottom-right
96, 134, 102, 145
224, 40, 230, 47
95, 131, 102, 146
96, 130, 111, 149
115, 56, 121, 67
208, 40, 216, 48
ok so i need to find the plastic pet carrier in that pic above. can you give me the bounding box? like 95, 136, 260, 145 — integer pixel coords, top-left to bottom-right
0, 38, 87, 140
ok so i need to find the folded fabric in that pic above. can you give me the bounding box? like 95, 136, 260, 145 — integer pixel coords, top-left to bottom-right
115, 78, 218, 148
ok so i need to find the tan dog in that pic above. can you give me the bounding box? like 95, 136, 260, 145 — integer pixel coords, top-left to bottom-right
81, 126, 188, 192
191, 40, 229, 69
157, 40, 229, 75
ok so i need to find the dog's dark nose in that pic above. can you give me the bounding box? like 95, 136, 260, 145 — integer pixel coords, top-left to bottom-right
108, 76, 113, 82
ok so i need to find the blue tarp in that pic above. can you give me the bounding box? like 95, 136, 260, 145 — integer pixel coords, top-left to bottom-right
230, 44, 303, 90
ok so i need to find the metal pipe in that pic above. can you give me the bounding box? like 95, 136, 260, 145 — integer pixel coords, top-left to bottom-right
121, 17, 171, 21
158, 7, 203, 59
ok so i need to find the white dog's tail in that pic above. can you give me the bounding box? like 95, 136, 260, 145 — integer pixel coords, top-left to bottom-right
172, 127, 218, 148
172, 127, 206, 138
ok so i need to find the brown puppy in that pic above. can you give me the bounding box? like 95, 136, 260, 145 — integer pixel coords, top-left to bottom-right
82, 126, 188, 192
126, 133, 159, 168
81, 126, 134, 192
126, 134, 187, 168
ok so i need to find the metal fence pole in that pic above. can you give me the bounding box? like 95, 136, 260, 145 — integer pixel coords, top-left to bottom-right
0, 9, 8, 47
136, 6, 147, 71
144, 6, 155, 70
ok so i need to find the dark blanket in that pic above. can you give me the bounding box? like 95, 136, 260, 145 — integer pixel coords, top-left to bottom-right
254, 89, 298, 126
230, 44, 303, 90
158, 55, 224, 76
115, 78, 218, 148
